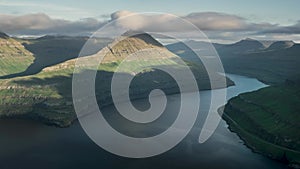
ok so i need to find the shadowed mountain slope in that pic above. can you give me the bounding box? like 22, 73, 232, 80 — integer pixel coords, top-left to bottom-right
167, 39, 300, 84
0, 32, 231, 126
266, 41, 295, 51
0, 36, 112, 79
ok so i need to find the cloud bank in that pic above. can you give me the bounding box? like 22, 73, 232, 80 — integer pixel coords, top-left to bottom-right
109, 11, 275, 32
0, 13, 106, 35
0, 11, 299, 42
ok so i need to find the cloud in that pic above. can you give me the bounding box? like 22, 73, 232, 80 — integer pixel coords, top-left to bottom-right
0, 11, 299, 42
0, 1, 91, 20
0, 13, 106, 35
0, 1, 81, 12
110, 11, 276, 32
110, 11, 189, 32
108, 11, 300, 42
184, 12, 248, 31
258, 21, 300, 34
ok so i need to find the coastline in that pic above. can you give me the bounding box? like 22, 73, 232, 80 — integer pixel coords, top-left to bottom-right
0, 78, 234, 128
221, 102, 300, 169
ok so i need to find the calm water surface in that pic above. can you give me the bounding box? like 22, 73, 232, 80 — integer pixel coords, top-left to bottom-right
0, 74, 287, 169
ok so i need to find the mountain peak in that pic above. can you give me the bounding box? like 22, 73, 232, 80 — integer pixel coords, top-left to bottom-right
237, 38, 262, 44
243, 38, 257, 41
100, 32, 169, 63
120, 30, 163, 48
122, 30, 146, 36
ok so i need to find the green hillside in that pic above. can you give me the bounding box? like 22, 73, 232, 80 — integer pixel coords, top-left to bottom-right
168, 39, 300, 167
0, 32, 231, 127
223, 79, 300, 167
0, 35, 112, 79
0, 34, 34, 76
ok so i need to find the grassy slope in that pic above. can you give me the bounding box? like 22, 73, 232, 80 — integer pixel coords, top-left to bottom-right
168, 40, 300, 167
223, 81, 300, 166
0, 38, 34, 76
0, 58, 221, 127
0, 36, 112, 79
0, 34, 231, 127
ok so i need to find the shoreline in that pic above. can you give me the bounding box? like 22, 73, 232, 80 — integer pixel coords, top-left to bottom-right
0, 79, 234, 128
221, 105, 300, 169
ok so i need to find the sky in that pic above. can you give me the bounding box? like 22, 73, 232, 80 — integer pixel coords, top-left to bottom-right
0, 0, 300, 43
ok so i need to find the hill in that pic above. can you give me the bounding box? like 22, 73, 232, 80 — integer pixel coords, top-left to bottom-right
0, 35, 112, 79
167, 39, 300, 84
0, 32, 232, 127
222, 43, 300, 84
218, 38, 265, 54
266, 41, 295, 51
0, 33, 34, 76
222, 79, 300, 167
165, 37, 300, 167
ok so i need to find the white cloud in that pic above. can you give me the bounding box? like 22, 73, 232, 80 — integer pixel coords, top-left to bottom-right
110, 11, 276, 32
258, 21, 300, 34
0, 1, 79, 12
0, 1, 92, 20
0, 13, 106, 35
0, 11, 299, 42
110, 11, 189, 32
184, 12, 248, 31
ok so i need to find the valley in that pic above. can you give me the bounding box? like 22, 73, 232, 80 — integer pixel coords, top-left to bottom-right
0, 30, 299, 168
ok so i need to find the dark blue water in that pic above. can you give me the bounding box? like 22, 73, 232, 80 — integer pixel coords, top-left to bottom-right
0, 74, 287, 169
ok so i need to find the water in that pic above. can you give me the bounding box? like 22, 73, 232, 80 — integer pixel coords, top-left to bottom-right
0, 74, 287, 169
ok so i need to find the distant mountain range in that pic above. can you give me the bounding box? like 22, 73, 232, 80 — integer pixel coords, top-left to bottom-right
168, 38, 296, 55
167, 38, 300, 84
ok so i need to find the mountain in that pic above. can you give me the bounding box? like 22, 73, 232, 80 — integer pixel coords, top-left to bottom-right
218, 38, 265, 54
166, 40, 223, 64
218, 40, 300, 167
100, 32, 168, 63
166, 38, 267, 60
0, 35, 112, 79
0, 33, 34, 76
222, 42, 300, 84
0, 32, 231, 127
266, 41, 295, 51
167, 39, 300, 84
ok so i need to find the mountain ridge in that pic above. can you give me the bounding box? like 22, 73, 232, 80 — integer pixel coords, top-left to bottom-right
0, 31, 232, 127
266, 41, 295, 50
